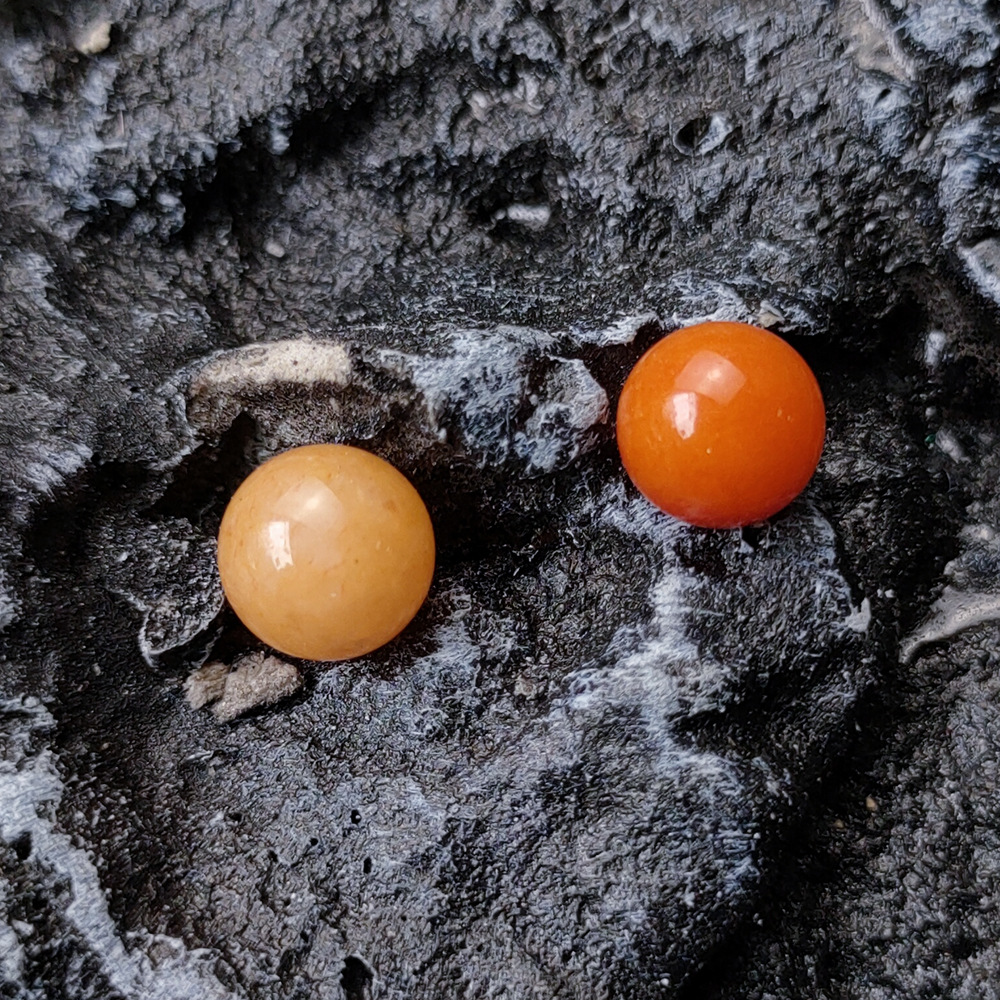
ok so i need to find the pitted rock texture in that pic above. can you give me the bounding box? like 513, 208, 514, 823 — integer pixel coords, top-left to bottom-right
2, 0, 1000, 998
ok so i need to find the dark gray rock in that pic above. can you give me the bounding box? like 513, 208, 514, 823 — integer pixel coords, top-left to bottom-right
2, 0, 1000, 997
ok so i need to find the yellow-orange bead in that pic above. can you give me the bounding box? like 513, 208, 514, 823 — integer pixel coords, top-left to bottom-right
217, 444, 435, 661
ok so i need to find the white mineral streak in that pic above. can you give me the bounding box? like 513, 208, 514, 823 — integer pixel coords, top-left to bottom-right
851, 0, 918, 79
190, 338, 352, 392
659, 273, 754, 329
0, 565, 17, 631
543, 485, 759, 918
23, 440, 94, 493
136, 588, 226, 666
380, 325, 606, 468
899, 0, 999, 67
0, 914, 23, 983
843, 596, 872, 634
380, 325, 551, 446
923, 329, 947, 367
959, 239, 1000, 306
935, 427, 968, 462
497, 202, 552, 228
573, 312, 657, 347
0, 697, 235, 999
514, 359, 608, 473
0, 841, 27, 984
563, 483, 728, 722
575, 282, 752, 349
901, 588, 1000, 663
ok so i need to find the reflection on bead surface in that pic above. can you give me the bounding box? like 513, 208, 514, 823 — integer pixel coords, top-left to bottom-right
217, 444, 435, 661
616, 322, 826, 528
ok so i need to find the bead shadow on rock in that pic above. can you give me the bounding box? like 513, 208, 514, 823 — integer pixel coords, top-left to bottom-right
0, 0, 998, 997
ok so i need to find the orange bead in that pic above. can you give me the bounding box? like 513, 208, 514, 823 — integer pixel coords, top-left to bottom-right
616, 321, 825, 528
217, 444, 435, 661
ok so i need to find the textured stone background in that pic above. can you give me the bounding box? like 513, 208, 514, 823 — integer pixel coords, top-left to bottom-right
3, 0, 1000, 997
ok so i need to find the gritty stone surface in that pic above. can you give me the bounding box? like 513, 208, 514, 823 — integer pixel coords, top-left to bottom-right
2, 0, 1000, 997
183, 660, 229, 710
186, 654, 303, 721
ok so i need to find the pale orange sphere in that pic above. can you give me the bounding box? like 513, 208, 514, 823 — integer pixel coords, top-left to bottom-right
217, 444, 435, 661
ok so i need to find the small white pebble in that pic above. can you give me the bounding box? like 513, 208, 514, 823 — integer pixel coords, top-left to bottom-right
497, 203, 552, 228
757, 300, 786, 328
923, 329, 947, 367
264, 239, 287, 259
935, 427, 967, 462
514, 674, 537, 699
74, 20, 112, 55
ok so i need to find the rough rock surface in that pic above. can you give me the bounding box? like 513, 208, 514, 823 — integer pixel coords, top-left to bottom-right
2, 0, 1000, 997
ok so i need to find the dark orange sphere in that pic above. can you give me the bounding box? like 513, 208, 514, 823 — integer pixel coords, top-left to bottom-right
616, 321, 825, 528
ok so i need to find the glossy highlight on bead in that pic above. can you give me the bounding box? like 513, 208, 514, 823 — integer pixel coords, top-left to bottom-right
616, 321, 826, 528
217, 444, 435, 661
